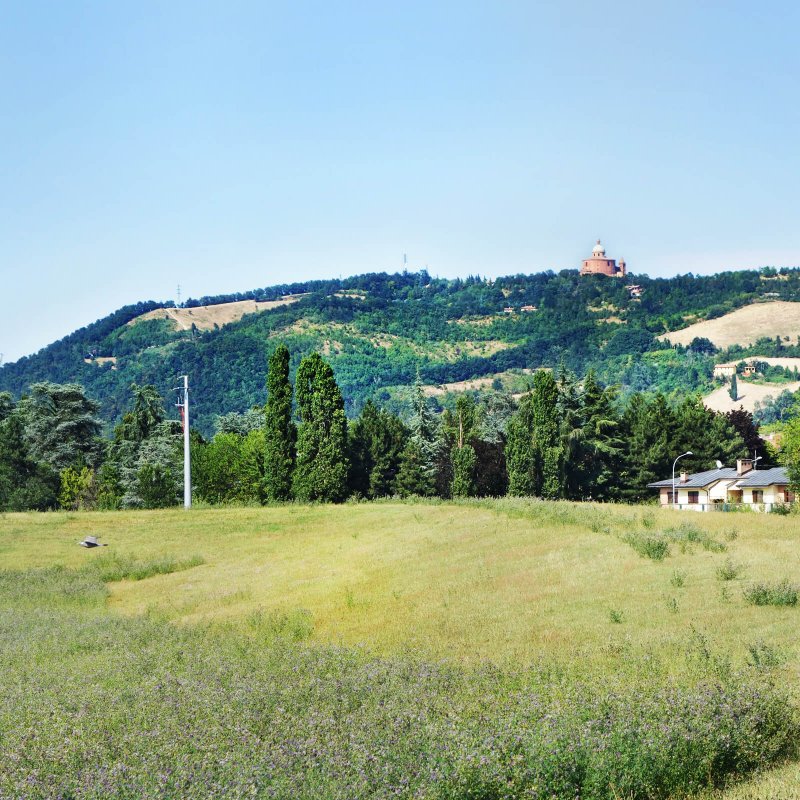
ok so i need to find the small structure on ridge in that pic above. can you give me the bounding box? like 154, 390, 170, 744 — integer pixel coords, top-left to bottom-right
580, 240, 626, 277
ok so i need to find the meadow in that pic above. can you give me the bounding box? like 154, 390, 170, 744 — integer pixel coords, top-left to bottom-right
2, 500, 800, 798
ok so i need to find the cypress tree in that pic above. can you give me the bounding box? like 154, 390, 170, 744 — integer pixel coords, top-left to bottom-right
506, 370, 562, 497
292, 352, 349, 502
263, 343, 296, 502
446, 395, 478, 498
729, 373, 738, 402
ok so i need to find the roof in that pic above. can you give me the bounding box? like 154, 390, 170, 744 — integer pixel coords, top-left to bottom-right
648, 468, 740, 489
734, 467, 790, 487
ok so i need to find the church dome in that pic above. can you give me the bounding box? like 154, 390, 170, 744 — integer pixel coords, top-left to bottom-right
592, 240, 605, 257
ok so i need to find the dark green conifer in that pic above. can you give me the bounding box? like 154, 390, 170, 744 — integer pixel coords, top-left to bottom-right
292, 352, 349, 502
506, 370, 562, 498
396, 374, 440, 497
263, 343, 296, 502
348, 400, 408, 498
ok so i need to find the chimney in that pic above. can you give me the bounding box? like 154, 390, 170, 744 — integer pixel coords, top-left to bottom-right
737, 459, 753, 476
679, 471, 689, 484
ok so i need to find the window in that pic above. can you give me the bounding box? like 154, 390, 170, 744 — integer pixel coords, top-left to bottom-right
665, 491, 676, 505
688, 491, 699, 504
752, 490, 763, 503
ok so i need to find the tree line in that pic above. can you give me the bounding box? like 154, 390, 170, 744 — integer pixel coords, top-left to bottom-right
0, 344, 768, 512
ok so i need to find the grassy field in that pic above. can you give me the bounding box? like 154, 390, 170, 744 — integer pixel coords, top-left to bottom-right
2, 499, 800, 798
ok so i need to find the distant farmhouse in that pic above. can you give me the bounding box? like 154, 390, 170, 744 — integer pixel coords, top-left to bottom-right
580, 240, 627, 278
648, 459, 794, 512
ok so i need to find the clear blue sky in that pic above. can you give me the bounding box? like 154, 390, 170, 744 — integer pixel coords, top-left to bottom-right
2, 1, 800, 362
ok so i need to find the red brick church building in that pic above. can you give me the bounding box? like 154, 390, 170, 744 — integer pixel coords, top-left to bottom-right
580, 240, 626, 277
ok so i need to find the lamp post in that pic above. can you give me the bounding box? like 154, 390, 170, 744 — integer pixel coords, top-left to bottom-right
672, 451, 693, 510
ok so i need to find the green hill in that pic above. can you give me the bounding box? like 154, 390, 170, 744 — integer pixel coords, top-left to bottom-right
4, 267, 800, 434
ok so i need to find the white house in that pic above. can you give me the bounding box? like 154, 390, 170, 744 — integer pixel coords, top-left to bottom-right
732, 467, 794, 511
648, 460, 793, 512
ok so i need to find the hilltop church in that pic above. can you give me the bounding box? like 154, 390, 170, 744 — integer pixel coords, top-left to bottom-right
580, 240, 626, 277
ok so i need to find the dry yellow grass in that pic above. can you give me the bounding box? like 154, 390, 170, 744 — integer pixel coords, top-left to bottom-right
658, 301, 800, 348
704, 379, 800, 413
130, 296, 302, 331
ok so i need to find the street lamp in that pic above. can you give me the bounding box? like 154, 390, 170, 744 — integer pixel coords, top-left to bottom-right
672, 451, 693, 510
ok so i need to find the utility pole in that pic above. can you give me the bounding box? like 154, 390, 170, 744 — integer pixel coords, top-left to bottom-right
176, 375, 191, 509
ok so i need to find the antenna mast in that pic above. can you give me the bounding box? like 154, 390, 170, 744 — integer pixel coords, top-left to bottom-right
176, 375, 191, 509
176, 284, 182, 307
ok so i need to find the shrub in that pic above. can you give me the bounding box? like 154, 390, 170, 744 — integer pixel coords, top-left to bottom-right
716, 558, 744, 581
623, 531, 669, 561
747, 640, 785, 670
663, 523, 726, 553
744, 580, 799, 607
670, 569, 687, 588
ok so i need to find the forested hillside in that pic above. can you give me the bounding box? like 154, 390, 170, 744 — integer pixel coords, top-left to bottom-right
4, 267, 800, 435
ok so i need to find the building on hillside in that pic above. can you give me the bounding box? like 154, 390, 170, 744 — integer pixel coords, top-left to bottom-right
626, 284, 643, 298
712, 360, 763, 379
712, 363, 737, 379
580, 240, 626, 277
647, 459, 793, 512
520, 304, 537, 312
502, 306, 514, 314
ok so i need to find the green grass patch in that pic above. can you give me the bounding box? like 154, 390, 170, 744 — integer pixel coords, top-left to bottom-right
662, 522, 727, 552
623, 530, 670, 560
85, 552, 205, 582
743, 579, 799, 607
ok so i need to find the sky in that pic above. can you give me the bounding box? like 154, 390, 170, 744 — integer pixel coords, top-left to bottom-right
2, 1, 800, 362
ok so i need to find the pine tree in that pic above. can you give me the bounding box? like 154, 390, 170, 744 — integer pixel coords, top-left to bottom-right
114, 384, 165, 443
673, 395, 746, 472
0, 408, 59, 511
348, 401, 408, 498
263, 344, 296, 501
575, 371, 623, 500
292, 352, 349, 502
396, 374, 441, 497
107, 386, 183, 509
20, 382, 103, 471
619, 393, 676, 501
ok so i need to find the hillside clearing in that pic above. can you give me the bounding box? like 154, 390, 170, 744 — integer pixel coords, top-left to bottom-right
422, 369, 534, 396
129, 296, 303, 331
704, 378, 800, 413
658, 301, 800, 348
